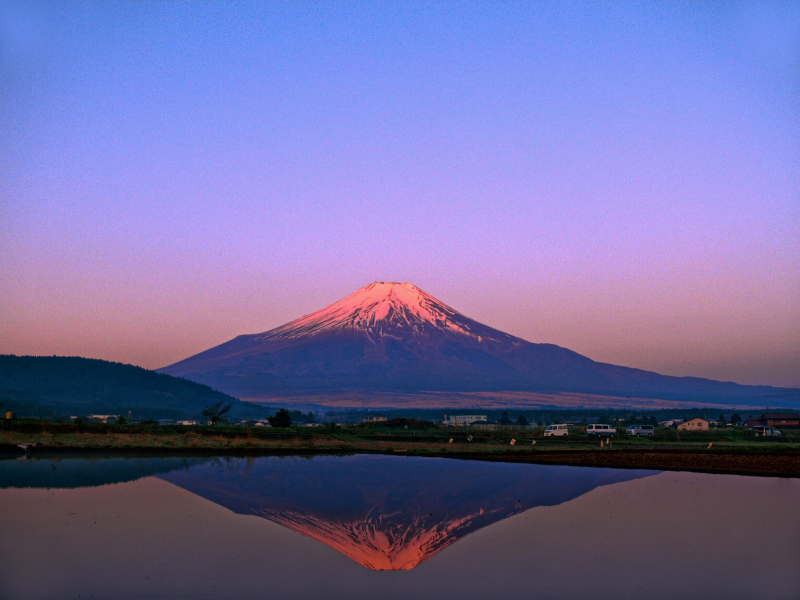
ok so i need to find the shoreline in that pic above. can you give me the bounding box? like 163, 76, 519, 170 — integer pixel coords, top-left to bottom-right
3, 441, 799, 478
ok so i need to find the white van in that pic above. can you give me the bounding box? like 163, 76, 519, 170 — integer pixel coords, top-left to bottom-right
586, 424, 616, 437
544, 424, 570, 437
626, 424, 655, 438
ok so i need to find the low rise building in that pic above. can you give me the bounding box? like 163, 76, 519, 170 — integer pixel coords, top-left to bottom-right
760, 413, 799, 429
87, 414, 119, 423
442, 415, 487, 426
678, 417, 709, 431
362, 415, 387, 423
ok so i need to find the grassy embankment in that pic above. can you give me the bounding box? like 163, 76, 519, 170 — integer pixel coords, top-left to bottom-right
2, 420, 799, 476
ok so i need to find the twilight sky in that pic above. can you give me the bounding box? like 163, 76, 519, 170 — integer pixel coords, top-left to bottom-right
2, 1, 799, 388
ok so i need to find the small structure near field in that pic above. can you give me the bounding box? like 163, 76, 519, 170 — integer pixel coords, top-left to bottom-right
678, 417, 709, 431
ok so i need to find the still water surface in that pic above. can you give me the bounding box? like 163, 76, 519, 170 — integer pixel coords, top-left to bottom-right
1, 454, 798, 599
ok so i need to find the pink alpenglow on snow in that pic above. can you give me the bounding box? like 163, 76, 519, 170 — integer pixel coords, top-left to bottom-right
258, 282, 519, 344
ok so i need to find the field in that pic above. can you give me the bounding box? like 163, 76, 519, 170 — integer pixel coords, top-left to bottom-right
2, 421, 799, 477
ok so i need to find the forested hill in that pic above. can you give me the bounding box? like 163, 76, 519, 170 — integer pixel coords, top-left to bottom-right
0, 355, 258, 420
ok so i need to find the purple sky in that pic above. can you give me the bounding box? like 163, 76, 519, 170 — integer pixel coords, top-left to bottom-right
2, 2, 799, 388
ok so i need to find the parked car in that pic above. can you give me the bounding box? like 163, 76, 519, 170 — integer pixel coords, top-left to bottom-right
626, 424, 655, 438
544, 424, 570, 437
754, 426, 782, 437
586, 424, 616, 437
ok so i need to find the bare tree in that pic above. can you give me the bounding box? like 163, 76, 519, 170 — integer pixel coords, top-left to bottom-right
201, 401, 232, 425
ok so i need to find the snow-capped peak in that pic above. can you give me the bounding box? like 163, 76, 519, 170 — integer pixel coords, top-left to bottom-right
254, 282, 517, 343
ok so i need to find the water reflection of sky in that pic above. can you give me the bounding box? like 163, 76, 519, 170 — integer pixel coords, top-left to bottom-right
0, 454, 657, 570
1, 455, 799, 600
0, 455, 208, 489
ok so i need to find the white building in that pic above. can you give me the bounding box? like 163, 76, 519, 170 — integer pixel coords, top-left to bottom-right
362, 415, 387, 423
443, 415, 487, 426
87, 414, 119, 423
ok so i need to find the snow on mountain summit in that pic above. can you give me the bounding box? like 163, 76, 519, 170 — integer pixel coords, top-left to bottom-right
254, 282, 518, 343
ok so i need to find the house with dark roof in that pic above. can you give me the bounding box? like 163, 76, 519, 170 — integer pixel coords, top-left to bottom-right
760, 413, 799, 429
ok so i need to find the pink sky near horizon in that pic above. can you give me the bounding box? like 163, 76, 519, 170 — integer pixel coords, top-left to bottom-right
2, 2, 799, 388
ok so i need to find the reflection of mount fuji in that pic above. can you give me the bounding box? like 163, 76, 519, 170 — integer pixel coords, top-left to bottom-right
159, 455, 657, 570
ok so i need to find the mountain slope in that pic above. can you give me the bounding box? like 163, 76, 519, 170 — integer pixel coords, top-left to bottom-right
160, 282, 799, 407
0, 355, 253, 418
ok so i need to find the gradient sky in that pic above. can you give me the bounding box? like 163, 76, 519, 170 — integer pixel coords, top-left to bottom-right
2, 1, 799, 388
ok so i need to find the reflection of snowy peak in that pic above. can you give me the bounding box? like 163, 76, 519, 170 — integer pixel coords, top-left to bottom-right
157, 455, 658, 572
256, 282, 521, 344
255, 506, 495, 571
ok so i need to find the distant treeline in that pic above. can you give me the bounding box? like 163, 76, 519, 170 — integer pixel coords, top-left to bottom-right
323, 407, 768, 425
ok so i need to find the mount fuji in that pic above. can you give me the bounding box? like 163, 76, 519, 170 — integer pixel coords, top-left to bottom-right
160, 282, 799, 407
